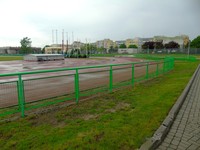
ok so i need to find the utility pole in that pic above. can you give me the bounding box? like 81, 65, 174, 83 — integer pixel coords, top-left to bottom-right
66, 32, 68, 52
86, 38, 88, 58
56, 29, 58, 45
62, 29, 64, 54
88, 39, 91, 57
72, 32, 74, 50
52, 30, 54, 44
77, 38, 79, 58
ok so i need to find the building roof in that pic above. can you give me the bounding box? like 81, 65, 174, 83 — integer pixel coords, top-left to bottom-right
26, 54, 64, 57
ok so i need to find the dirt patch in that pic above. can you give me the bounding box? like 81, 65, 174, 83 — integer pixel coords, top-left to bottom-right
81, 114, 99, 121
105, 102, 131, 113
26, 110, 66, 127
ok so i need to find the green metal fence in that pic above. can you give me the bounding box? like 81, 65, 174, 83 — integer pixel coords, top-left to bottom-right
134, 54, 197, 62
0, 57, 174, 118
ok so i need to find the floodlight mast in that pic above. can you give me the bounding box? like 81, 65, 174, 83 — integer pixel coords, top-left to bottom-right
66, 32, 68, 52
86, 38, 88, 57
52, 30, 54, 44
56, 29, 58, 44
62, 29, 64, 54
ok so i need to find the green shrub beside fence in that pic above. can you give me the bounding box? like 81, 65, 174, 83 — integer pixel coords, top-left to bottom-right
0, 57, 174, 118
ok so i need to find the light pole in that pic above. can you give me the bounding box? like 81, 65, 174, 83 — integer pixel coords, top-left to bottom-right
187, 41, 190, 58
86, 38, 88, 58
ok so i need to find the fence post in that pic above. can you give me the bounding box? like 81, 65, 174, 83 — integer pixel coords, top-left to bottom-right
163, 61, 165, 73
171, 58, 174, 70
131, 64, 135, 86
156, 63, 159, 77
18, 75, 25, 117
165, 60, 168, 72
109, 66, 113, 92
146, 62, 149, 79
74, 69, 80, 104
167, 60, 170, 71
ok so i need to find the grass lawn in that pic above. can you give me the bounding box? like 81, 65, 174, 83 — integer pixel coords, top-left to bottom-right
0, 61, 199, 150
0, 56, 23, 61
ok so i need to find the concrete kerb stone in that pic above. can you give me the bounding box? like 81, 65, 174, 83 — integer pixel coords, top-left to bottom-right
139, 64, 200, 150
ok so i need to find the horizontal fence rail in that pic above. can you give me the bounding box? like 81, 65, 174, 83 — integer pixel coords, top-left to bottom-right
0, 57, 174, 118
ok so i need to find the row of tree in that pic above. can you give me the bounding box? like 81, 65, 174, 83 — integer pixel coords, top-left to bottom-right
142, 41, 180, 49
119, 44, 138, 48
141, 36, 200, 50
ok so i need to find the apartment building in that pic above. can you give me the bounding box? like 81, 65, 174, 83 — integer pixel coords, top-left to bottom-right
96, 39, 116, 51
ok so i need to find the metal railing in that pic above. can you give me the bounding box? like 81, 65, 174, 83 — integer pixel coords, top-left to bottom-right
0, 57, 174, 118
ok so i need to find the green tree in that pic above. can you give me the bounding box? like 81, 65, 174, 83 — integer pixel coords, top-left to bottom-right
20, 37, 32, 54
119, 44, 126, 48
128, 44, 138, 48
97, 47, 106, 53
191, 36, 200, 48
109, 46, 118, 53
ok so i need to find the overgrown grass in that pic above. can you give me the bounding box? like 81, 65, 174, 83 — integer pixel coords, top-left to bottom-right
0, 61, 199, 150
0, 56, 23, 61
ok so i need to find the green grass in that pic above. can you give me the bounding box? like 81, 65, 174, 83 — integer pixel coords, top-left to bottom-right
0, 61, 199, 149
90, 53, 138, 57
0, 56, 23, 61
134, 54, 197, 61
91, 53, 200, 62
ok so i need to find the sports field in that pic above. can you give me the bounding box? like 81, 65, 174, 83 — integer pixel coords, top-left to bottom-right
0, 57, 160, 108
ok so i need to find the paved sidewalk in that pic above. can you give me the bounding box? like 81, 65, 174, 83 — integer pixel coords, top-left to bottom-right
157, 69, 200, 149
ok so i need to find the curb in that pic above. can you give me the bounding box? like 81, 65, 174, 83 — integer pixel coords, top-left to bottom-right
139, 64, 200, 150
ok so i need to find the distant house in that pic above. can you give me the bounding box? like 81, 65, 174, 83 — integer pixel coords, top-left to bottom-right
0, 47, 20, 54
24, 54, 64, 61
0, 47, 41, 54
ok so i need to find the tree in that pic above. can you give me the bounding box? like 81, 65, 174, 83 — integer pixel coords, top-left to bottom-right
119, 44, 126, 48
142, 41, 154, 49
154, 42, 164, 49
20, 37, 32, 54
42, 45, 50, 54
164, 41, 180, 49
109, 46, 118, 53
190, 36, 200, 48
128, 44, 138, 48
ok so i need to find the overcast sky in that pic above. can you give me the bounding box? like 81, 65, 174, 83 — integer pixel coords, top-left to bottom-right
0, 0, 199, 47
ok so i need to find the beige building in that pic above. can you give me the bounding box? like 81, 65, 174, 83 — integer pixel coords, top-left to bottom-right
104, 39, 116, 50
96, 39, 116, 50
125, 38, 139, 47
45, 44, 72, 54
72, 41, 84, 50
